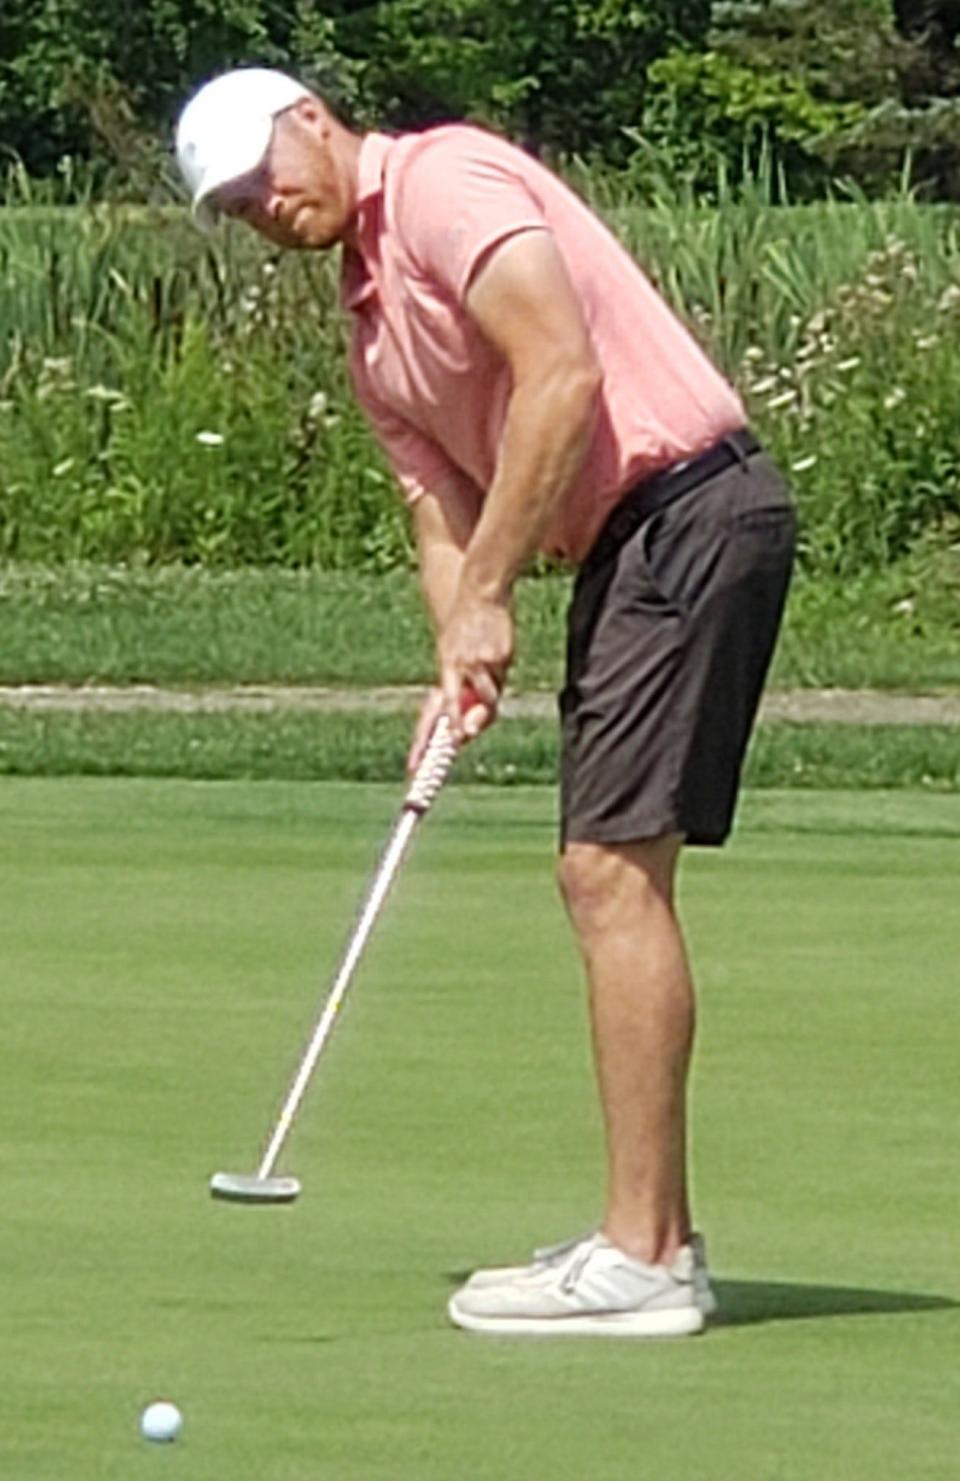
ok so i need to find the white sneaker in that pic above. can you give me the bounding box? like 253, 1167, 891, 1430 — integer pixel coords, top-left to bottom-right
448, 1234, 705, 1337
465, 1230, 717, 1318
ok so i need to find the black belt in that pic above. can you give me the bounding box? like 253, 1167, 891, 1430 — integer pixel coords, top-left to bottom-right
592, 429, 761, 558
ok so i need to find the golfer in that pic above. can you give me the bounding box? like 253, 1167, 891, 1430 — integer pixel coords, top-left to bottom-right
176, 68, 795, 1336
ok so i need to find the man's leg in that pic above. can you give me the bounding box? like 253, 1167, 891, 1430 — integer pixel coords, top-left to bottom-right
558, 832, 693, 1268
447, 826, 705, 1334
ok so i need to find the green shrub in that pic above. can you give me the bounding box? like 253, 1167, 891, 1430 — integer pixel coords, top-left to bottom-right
1, 189, 959, 575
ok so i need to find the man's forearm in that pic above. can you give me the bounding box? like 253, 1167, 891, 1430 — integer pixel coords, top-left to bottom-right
419, 530, 466, 635
459, 363, 599, 602
411, 472, 481, 634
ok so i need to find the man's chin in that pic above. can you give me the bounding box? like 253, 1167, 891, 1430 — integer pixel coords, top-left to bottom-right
299, 225, 340, 251
274, 228, 337, 252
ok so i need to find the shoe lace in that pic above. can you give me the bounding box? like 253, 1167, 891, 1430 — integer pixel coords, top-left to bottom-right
559, 1236, 601, 1295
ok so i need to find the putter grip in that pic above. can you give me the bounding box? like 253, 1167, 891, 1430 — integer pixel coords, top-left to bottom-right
404, 714, 459, 814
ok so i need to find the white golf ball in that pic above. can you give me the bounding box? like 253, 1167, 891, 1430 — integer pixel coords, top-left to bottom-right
140, 1400, 183, 1443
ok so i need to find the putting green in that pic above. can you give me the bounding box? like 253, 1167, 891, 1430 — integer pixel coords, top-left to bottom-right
2, 779, 957, 1480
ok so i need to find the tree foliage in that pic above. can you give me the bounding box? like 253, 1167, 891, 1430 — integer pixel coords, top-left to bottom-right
638, 1, 960, 199
1, 0, 959, 198
334, 0, 710, 160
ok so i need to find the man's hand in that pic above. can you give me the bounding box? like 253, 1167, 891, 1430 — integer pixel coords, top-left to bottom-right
406, 590, 511, 772
438, 590, 514, 743
406, 680, 494, 775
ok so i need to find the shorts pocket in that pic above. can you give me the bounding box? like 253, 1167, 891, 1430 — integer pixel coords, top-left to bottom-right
728, 505, 797, 572
629, 504, 717, 617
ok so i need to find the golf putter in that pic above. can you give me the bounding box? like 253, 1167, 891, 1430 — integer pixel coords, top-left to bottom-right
210, 709, 461, 1205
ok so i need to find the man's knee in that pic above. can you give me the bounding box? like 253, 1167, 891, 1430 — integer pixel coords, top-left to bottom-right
557, 843, 612, 934
557, 835, 682, 937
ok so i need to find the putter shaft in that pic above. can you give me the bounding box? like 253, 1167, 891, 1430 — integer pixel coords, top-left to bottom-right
215, 714, 459, 1202
257, 806, 420, 1180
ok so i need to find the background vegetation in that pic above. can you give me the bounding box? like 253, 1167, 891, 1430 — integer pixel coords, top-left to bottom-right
2, 0, 959, 585
2, 1, 960, 200
2, 182, 959, 583
1, 0, 958, 766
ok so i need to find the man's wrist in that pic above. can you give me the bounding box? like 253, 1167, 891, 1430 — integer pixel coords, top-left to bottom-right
457, 553, 516, 607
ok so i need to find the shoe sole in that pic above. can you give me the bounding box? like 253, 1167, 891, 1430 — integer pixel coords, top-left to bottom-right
467, 1267, 718, 1319
448, 1295, 705, 1337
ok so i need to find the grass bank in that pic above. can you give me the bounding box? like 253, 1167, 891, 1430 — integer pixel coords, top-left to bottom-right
1, 560, 958, 693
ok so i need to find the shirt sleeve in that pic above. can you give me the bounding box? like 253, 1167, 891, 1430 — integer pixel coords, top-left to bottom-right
359, 392, 469, 506
392, 131, 550, 303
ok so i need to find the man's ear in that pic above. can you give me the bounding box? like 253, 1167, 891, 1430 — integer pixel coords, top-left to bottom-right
292, 97, 330, 138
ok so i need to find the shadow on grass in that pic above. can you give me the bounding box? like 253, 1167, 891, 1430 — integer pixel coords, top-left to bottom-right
445, 1271, 957, 1327
713, 1278, 957, 1327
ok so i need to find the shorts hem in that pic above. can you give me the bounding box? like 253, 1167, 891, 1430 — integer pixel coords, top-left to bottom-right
562, 816, 731, 848
562, 802, 734, 841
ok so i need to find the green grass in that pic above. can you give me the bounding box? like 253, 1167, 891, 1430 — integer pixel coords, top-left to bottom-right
0, 560, 958, 691
0, 707, 958, 791
1, 779, 957, 1479
1, 559, 957, 792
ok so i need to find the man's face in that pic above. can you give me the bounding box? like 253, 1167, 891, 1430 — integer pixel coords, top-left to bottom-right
213, 102, 354, 251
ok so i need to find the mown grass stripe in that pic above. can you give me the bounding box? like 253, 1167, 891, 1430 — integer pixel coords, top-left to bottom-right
0, 710, 957, 791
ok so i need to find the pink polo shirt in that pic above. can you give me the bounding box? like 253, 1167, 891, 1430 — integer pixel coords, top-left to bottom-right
343, 126, 745, 564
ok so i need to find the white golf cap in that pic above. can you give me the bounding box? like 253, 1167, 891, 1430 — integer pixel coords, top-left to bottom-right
175, 68, 311, 225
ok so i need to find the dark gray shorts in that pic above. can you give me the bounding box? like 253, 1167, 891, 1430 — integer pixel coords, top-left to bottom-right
560, 433, 796, 848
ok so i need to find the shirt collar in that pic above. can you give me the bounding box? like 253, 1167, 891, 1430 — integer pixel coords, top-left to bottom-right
357, 131, 393, 208
342, 132, 394, 312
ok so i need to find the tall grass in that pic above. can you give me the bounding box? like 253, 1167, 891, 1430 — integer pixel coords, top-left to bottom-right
584, 164, 960, 573
0, 200, 411, 567
2, 164, 960, 575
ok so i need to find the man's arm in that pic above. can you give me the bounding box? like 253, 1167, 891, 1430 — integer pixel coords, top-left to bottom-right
406, 473, 489, 769
439, 228, 602, 734
412, 474, 481, 634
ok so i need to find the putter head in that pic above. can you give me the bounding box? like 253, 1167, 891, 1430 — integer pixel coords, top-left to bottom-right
209, 1171, 301, 1205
